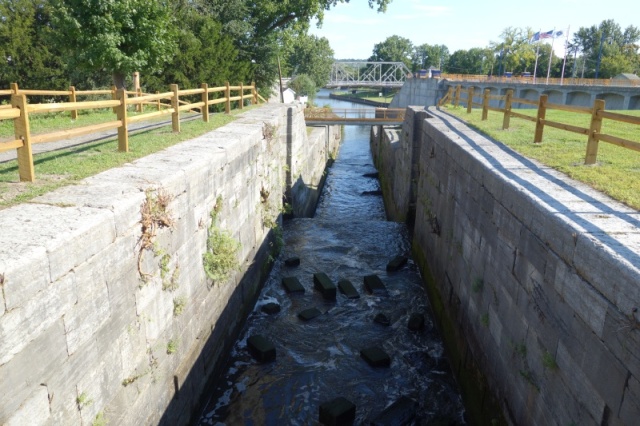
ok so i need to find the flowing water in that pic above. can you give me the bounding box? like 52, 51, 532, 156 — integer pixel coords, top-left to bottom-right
197, 90, 466, 425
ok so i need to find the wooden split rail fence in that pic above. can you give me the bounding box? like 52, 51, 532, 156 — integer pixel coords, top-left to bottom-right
438, 84, 640, 165
0, 82, 267, 182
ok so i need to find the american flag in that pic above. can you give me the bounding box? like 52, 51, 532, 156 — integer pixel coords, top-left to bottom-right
530, 30, 557, 42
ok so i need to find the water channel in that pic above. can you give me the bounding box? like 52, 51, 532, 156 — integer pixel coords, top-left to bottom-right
196, 90, 466, 425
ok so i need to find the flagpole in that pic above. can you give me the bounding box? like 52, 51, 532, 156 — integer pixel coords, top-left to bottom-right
546, 28, 555, 84
533, 29, 541, 84
560, 26, 570, 85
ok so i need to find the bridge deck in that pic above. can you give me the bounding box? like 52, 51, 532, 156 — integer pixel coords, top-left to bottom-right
303, 108, 405, 126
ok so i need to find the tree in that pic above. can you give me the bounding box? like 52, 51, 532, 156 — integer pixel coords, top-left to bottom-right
447, 48, 492, 75
285, 33, 334, 87
0, 0, 66, 90
571, 20, 640, 78
143, 2, 250, 93
369, 35, 413, 69
412, 43, 449, 71
52, 0, 177, 88
288, 73, 316, 98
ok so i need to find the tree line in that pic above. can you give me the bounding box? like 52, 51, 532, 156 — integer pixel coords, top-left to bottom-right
368, 20, 639, 79
0, 0, 382, 96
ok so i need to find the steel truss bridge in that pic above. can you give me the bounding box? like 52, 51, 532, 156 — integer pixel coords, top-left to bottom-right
327, 61, 412, 88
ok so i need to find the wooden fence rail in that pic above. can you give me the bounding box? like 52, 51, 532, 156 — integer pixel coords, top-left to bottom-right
0, 81, 262, 182
440, 84, 640, 165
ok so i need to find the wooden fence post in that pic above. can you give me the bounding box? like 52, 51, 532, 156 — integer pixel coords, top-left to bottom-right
584, 99, 605, 165
11, 82, 19, 94
534, 94, 548, 143
466, 86, 474, 113
239, 82, 244, 110
251, 81, 257, 105
225, 81, 231, 114
69, 86, 78, 120
502, 89, 513, 129
11, 84, 35, 182
482, 89, 490, 120
156, 91, 161, 111
170, 84, 180, 133
453, 85, 461, 107
201, 83, 209, 122
133, 71, 142, 113
111, 86, 118, 113
116, 88, 129, 152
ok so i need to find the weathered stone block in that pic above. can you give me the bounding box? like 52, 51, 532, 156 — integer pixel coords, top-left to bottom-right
374, 313, 391, 326
337, 279, 359, 299
298, 307, 322, 322
4, 385, 50, 426
371, 396, 417, 426
360, 347, 391, 368
261, 302, 281, 315
285, 257, 301, 267
314, 272, 337, 301
408, 313, 425, 331
247, 335, 276, 363
282, 276, 305, 294
319, 396, 356, 426
386, 255, 408, 272
364, 274, 387, 295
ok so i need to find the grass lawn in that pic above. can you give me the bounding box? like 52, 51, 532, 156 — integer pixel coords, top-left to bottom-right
0, 107, 256, 209
443, 105, 640, 211
333, 89, 396, 104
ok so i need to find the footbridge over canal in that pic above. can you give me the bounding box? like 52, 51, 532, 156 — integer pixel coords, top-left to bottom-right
303, 107, 405, 125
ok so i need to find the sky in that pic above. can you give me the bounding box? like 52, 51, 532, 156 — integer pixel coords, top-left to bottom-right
308, 0, 638, 59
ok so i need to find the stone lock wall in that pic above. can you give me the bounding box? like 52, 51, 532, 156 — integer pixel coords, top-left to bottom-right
372, 106, 640, 425
0, 103, 339, 425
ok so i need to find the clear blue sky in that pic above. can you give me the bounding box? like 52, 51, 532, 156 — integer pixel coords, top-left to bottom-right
308, 0, 638, 59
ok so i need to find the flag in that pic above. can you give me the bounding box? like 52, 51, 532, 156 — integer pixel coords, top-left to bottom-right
530, 29, 557, 43
539, 30, 554, 39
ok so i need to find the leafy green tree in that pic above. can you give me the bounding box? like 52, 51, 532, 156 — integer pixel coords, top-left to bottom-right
288, 73, 316, 98
0, 0, 66, 90
447, 48, 492, 75
285, 33, 334, 87
369, 35, 413, 69
52, 0, 177, 89
571, 19, 640, 78
412, 43, 449, 71
143, 3, 250, 93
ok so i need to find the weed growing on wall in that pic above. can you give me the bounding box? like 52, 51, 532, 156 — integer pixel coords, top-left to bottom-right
173, 296, 186, 316
167, 339, 179, 355
92, 412, 107, 426
202, 197, 241, 285
76, 392, 93, 410
137, 188, 174, 282
542, 351, 558, 371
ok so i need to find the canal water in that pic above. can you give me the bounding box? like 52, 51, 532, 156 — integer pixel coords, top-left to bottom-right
196, 90, 465, 425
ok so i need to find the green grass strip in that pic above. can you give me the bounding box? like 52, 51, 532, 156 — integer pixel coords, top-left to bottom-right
444, 105, 640, 211
0, 107, 256, 208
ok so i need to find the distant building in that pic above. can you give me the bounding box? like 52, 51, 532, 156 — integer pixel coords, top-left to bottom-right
613, 73, 640, 82
282, 88, 296, 103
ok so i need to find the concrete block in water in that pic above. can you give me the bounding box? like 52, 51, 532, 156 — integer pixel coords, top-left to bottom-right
282, 276, 305, 294
360, 347, 391, 367
319, 396, 356, 426
298, 307, 322, 321
374, 313, 391, 326
261, 303, 281, 315
338, 279, 359, 299
386, 255, 408, 272
408, 313, 425, 331
247, 335, 276, 363
364, 274, 387, 295
284, 257, 300, 267
371, 396, 417, 425
314, 272, 337, 301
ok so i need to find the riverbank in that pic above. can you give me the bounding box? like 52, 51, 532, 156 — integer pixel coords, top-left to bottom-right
329, 93, 390, 107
